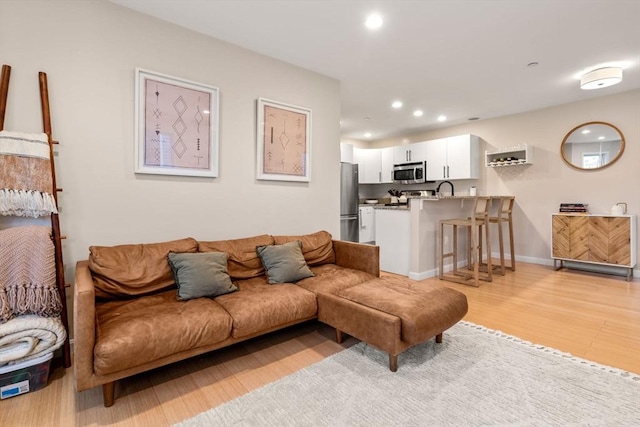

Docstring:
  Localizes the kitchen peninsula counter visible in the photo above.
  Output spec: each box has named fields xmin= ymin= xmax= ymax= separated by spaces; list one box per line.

xmin=374 ymin=195 xmax=514 ymax=279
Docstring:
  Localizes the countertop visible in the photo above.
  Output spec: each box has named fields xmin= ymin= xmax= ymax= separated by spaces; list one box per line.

xmin=360 ymin=203 xmax=409 ymax=210
xmin=359 ymin=195 xmax=512 ymax=210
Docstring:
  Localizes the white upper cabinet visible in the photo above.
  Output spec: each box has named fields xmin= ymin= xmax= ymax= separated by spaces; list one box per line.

xmin=354 ymin=147 xmax=382 ymax=184
xmin=340 ymin=143 xmax=354 ymax=163
xmin=425 ymin=134 xmax=479 ymax=180
xmin=380 ymin=147 xmax=394 ymax=183
xmin=354 ymin=146 xmax=395 ymax=184
xmin=393 ymin=141 xmax=427 ymax=164
xmin=353 ymin=134 xmax=479 ymax=184
xmin=425 ymin=138 xmax=448 ymax=181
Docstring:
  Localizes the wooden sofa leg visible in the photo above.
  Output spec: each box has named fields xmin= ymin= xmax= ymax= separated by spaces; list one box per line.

xmin=436 ymin=333 xmax=443 ymax=344
xmin=336 ymin=329 xmax=343 ymax=344
xmin=389 ymin=354 xmax=398 ymax=372
xmin=103 ymin=382 xmax=116 ymax=407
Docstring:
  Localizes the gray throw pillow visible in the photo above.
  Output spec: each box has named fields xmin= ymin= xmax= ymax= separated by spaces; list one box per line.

xmin=168 ymin=252 xmax=238 ymax=300
xmin=256 ymin=241 xmax=315 ymax=284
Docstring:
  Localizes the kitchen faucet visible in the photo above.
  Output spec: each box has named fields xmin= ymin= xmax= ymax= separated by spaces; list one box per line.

xmin=436 ymin=180 xmax=454 ymax=197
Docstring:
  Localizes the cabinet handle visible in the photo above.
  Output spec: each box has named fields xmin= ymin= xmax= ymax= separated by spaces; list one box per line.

xmin=409 ymin=150 xmax=412 ymax=161
xmin=447 ymin=165 xmax=450 ymax=178
xmin=378 ymin=171 xmax=381 ymax=182
xmin=443 ymin=166 xmax=446 ymax=178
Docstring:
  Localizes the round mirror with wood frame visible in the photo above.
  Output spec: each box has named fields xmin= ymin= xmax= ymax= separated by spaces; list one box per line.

xmin=561 ymin=121 xmax=625 ymax=170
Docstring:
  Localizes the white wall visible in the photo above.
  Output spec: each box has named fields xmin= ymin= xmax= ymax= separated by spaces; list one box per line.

xmin=364 ymin=90 xmax=640 ymax=270
xmin=0 ymin=0 xmax=341 ymax=281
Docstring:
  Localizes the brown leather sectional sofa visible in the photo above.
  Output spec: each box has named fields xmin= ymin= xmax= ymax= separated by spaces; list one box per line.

xmin=74 ymin=231 xmax=381 ymax=407
xmin=74 ymin=230 xmax=468 ymax=408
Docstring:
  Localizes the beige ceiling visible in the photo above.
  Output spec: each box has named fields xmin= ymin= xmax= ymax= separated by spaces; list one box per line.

xmin=112 ymin=0 xmax=640 ymax=141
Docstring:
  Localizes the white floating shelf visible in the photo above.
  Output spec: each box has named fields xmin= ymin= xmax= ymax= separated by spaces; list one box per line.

xmin=485 ymin=144 xmax=533 ymax=167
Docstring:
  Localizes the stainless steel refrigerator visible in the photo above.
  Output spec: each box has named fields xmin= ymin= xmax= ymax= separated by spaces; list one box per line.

xmin=340 ymin=162 xmax=359 ymax=242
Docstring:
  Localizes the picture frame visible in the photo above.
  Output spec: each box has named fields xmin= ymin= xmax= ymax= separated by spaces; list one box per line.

xmin=135 ymin=68 xmax=219 ymax=177
xmin=256 ymin=98 xmax=311 ymax=182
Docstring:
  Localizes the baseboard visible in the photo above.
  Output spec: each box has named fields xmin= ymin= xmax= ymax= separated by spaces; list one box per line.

xmin=408 ymin=270 xmax=436 ymax=280
xmin=407 ymin=254 xmax=638 ymax=281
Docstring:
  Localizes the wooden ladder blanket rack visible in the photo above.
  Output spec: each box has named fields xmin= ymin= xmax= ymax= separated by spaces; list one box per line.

xmin=0 ymin=64 xmax=71 ymax=368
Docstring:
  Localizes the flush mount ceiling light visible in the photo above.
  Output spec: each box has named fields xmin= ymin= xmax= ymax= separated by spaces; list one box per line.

xmin=391 ymin=100 xmax=403 ymax=109
xmin=413 ymin=110 xmax=423 ymax=117
xmin=580 ymin=67 xmax=623 ymax=90
xmin=437 ymin=115 xmax=447 ymax=122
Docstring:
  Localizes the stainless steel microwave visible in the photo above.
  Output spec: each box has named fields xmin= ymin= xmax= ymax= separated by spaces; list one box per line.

xmin=393 ymin=161 xmax=426 ymax=184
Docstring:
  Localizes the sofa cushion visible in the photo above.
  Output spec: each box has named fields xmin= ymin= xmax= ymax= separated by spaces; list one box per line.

xmin=198 ymin=234 xmax=274 ymax=279
xmin=89 ymin=237 xmax=199 ymax=299
xmin=272 ymin=231 xmax=335 ymax=266
xmin=296 ymin=264 xmax=376 ymax=295
xmin=94 ymin=289 xmax=233 ymax=375
xmin=168 ymin=252 xmax=238 ymax=300
xmin=257 ymin=241 xmax=315 ymax=284
xmin=214 ymin=276 xmax=317 ymax=339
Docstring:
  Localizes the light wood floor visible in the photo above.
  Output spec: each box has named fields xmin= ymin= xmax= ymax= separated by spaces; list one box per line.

xmin=1 ymin=262 xmax=638 ymax=426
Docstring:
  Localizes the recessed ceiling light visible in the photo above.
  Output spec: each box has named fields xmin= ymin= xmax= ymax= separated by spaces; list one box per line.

xmin=391 ymin=100 xmax=403 ymax=109
xmin=203 ymin=110 xmax=210 ymax=114
xmin=437 ymin=115 xmax=447 ymax=122
xmin=413 ymin=110 xmax=423 ymax=117
xmin=468 ymin=117 xmax=479 ymax=121
xmin=598 ymin=136 xmax=605 ymax=140
xmin=581 ymin=129 xmax=591 ymax=134
xmin=365 ymin=14 xmax=383 ymax=30
xmin=527 ymin=62 xmax=539 ymax=68
xmin=363 ymin=117 xmax=371 ymax=121
xmin=364 ymin=132 xmax=372 ymax=138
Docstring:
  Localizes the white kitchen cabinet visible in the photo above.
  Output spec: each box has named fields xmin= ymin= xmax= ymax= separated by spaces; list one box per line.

xmin=425 ymin=134 xmax=479 ymax=180
xmin=425 ymin=138 xmax=447 ymax=181
xmin=375 ymin=208 xmax=411 ymax=275
xmin=354 ymin=147 xmax=381 ymax=184
xmin=394 ymin=141 xmax=427 ymax=164
xmin=380 ymin=147 xmax=395 ymax=183
xmin=354 ymin=147 xmax=394 ymax=184
xmin=340 ymin=143 xmax=354 ymax=163
xmin=358 ymin=206 xmax=375 ymax=243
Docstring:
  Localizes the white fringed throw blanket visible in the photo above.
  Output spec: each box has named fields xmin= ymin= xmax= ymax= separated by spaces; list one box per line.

xmin=0 ymin=315 xmax=66 ymax=364
xmin=0 ymin=130 xmax=58 ymax=218
xmin=0 ymin=226 xmax=62 ymax=323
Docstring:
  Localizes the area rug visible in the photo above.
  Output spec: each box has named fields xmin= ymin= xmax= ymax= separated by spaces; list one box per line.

xmin=176 ymin=321 xmax=640 ymax=426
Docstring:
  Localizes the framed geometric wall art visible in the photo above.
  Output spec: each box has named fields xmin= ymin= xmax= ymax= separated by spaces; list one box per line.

xmin=256 ymin=98 xmax=311 ymax=182
xmin=135 ymin=68 xmax=219 ymax=177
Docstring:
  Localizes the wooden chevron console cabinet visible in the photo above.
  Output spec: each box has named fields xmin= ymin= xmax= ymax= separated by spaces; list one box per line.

xmin=551 ymin=213 xmax=637 ymax=281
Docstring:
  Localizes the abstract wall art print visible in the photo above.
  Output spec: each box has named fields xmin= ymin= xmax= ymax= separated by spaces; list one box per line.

xmin=135 ymin=68 xmax=219 ymax=177
xmin=256 ymin=98 xmax=311 ymax=182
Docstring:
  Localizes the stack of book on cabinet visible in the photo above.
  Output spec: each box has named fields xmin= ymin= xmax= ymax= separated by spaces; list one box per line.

xmin=559 ymin=203 xmax=588 ymax=213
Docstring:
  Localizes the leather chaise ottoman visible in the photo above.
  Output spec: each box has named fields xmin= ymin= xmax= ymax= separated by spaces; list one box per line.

xmin=317 ymin=276 xmax=468 ymax=371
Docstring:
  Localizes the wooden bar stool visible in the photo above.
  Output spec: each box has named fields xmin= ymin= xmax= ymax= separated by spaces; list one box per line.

xmin=478 ymin=196 xmax=516 ymax=274
xmin=439 ymin=196 xmax=492 ymax=287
